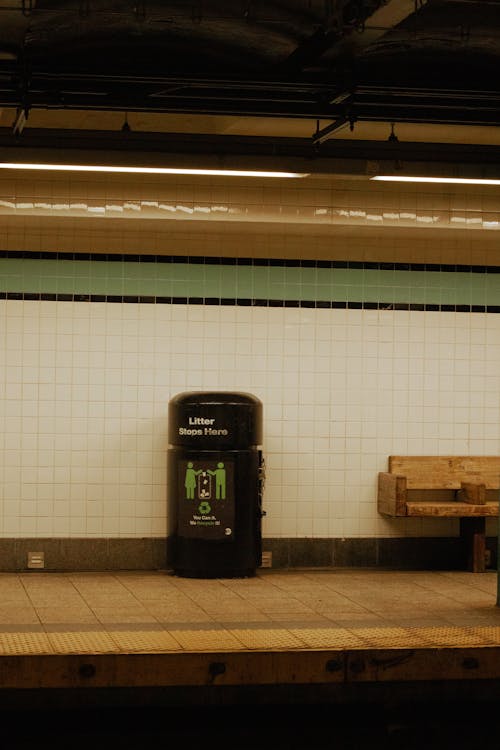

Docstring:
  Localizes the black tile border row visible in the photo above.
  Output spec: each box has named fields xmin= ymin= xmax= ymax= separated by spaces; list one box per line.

xmin=1 ymin=291 xmax=499 ymax=313
xmin=1 ymin=250 xmax=500 ymax=273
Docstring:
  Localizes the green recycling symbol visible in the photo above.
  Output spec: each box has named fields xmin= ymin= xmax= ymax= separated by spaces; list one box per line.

xmin=198 ymin=500 xmax=211 ymax=514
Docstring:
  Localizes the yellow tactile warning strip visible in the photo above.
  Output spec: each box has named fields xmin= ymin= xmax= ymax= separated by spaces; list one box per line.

xmin=473 ymin=626 xmax=500 ymax=644
xmin=346 ymin=627 xmax=429 ymax=649
xmin=48 ymin=631 xmax=118 ymax=654
xmin=289 ymin=627 xmax=367 ymax=649
xmin=167 ymin=628 xmax=247 ymax=651
xmin=0 ymin=632 xmax=52 ymax=654
xmin=227 ymin=628 xmax=307 ymax=650
xmin=2 ymin=625 xmax=500 ymax=655
xmin=109 ymin=630 xmax=182 ymax=652
xmin=414 ymin=626 xmax=500 ymax=647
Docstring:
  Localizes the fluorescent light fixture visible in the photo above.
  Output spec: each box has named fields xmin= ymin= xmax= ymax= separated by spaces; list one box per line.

xmin=0 ymin=162 xmax=309 ymax=178
xmin=371 ymin=175 xmax=500 ymax=186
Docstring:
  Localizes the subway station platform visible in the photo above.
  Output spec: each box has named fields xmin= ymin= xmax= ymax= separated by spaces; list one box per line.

xmin=2 ymin=566 xmax=500 ymax=713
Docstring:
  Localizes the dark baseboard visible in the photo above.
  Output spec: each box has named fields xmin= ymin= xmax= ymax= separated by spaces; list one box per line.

xmin=0 ymin=536 xmax=496 ymax=572
xmin=0 ymin=538 xmax=167 ymax=572
xmin=263 ymin=536 xmax=498 ymax=571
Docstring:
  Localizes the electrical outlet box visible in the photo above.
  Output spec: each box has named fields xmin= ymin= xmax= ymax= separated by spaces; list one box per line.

xmin=485 ymin=549 xmax=492 ymax=567
xmin=27 ymin=551 xmax=45 ymax=569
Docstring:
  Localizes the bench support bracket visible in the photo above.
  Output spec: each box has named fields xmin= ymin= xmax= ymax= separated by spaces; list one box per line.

xmin=459 ymin=517 xmax=486 ymax=573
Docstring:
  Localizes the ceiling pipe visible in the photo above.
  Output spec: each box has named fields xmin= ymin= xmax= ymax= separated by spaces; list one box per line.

xmin=312 ymin=116 xmax=354 ymax=145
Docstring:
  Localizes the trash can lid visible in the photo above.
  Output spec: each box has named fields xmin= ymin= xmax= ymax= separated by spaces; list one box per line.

xmin=169 ymin=391 xmax=262 ymax=407
xmin=168 ymin=391 xmax=263 ymax=448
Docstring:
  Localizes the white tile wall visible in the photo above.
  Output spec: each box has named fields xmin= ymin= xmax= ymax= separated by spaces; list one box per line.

xmin=1 ymin=299 xmax=499 ymax=539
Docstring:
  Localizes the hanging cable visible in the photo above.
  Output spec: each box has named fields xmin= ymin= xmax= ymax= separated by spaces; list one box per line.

xmin=388 ymin=123 xmax=399 ymax=142
xmin=121 ymin=112 xmax=131 ymax=133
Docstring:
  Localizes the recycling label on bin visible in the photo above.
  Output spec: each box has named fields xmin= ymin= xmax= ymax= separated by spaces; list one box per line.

xmin=177 ymin=459 xmax=235 ymax=539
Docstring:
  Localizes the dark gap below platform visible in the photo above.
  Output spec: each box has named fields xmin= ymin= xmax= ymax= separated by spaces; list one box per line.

xmin=3 ymin=696 xmax=500 ymax=750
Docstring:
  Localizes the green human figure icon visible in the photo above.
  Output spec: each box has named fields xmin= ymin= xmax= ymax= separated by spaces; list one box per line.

xmin=207 ymin=462 xmax=226 ymax=500
xmin=184 ymin=462 xmax=201 ymax=499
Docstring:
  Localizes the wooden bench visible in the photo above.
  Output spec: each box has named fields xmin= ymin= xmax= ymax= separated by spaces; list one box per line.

xmin=378 ymin=456 xmax=500 ymax=572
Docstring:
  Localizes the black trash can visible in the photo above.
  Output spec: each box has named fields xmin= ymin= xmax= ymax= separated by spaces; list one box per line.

xmin=167 ymin=391 xmax=265 ymax=578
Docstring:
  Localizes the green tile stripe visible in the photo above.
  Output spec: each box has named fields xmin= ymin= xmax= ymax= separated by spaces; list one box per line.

xmin=0 ymin=256 xmax=500 ymax=306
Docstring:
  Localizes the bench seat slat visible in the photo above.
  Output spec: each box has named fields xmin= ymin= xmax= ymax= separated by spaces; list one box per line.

xmin=389 ymin=456 xmax=500 ymax=490
xmin=406 ymin=501 xmax=499 ymax=517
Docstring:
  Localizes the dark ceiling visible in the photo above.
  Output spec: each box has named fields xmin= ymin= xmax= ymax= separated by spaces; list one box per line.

xmin=1 ymin=0 xmax=500 ymax=164
xmin=1 ymin=0 xmax=500 ymax=124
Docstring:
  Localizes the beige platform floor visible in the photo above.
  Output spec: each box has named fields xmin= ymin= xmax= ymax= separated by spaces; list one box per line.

xmin=0 ymin=567 xmax=500 ymax=655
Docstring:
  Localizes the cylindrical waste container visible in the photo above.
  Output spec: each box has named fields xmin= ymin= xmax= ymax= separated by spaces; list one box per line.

xmin=167 ymin=391 xmax=265 ymax=578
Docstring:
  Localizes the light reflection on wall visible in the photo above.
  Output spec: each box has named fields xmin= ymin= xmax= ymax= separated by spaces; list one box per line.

xmin=0 ymin=197 xmax=498 ymax=229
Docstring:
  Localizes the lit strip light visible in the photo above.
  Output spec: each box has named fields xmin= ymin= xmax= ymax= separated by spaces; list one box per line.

xmin=0 ymin=162 xmax=309 ymax=178
xmin=371 ymin=175 xmax=500 ymax=186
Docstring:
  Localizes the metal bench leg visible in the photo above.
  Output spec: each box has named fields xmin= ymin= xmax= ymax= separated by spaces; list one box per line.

xmin=459 ymin=517 xmax=486 ymax=573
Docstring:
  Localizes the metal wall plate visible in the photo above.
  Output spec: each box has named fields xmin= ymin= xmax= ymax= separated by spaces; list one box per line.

xmin=261 ymin=551 xmax=272 ymax=568
xmin=27 ymin=551 xmax=45 ymax=569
